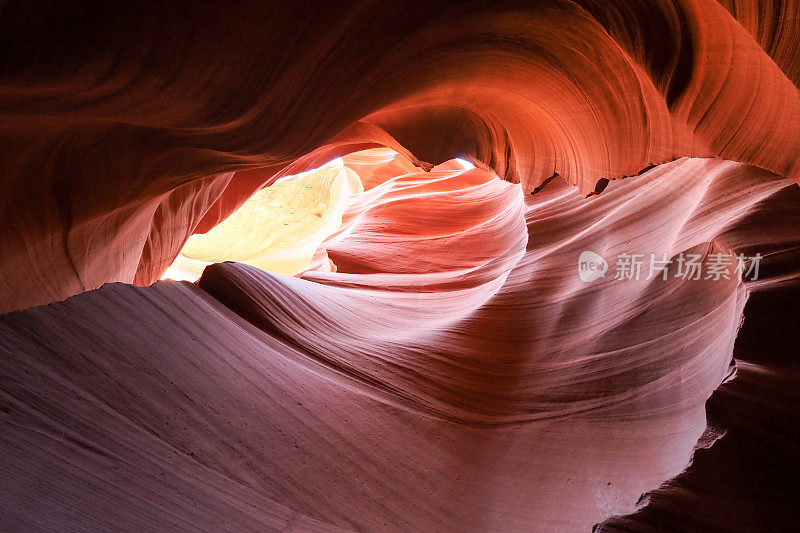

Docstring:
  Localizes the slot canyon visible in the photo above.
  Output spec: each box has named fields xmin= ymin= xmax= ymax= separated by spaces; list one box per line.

xmin=1 ymin=1 xmax=799 ymax=531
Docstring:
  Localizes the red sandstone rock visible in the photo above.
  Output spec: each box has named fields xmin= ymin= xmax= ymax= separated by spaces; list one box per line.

xmin=0 ymin=1 xmax=799 ymax=531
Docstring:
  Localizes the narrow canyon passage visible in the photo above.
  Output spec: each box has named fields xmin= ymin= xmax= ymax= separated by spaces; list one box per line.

xmin=1 ymin=1 xmax=799 ymax=531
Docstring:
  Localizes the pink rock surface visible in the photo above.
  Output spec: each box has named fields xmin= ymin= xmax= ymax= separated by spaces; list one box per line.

xmin=2 ymin=151 xmax=799 ymax=530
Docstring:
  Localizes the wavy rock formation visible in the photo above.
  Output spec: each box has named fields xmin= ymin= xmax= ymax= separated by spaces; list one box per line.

xmin=1 ymin=1 xmax=799 ymax=531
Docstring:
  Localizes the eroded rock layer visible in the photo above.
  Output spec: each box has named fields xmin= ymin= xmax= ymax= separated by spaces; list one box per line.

xmin=1 ymin=0 xmax=800 ymax=312
xmin=1 ymin=1 xmax=799 ymax=531
xmin=2 ymin=151 xmax=799 ymax=530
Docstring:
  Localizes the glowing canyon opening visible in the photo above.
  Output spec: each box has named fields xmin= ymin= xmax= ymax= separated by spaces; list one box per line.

xmin=162 ymin=158 xmax=362 ymax=281
xmin=1 ymin=2 xmax=799 ymax=532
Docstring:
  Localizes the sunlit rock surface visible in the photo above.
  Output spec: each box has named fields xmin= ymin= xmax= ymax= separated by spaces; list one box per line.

xmin=1 ymin=1 xmax=799 ymax=531
xmin=164 ymin=162 xmax=362 ymax=281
